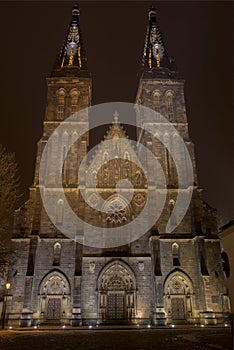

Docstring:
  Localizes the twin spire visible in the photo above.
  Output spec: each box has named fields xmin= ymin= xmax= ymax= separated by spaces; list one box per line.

xmin=142 ymin=7 xmax=167 ymax=69
xmin=142 ymin=6 xmax=178 ymax=74
xmin=53 ymin=4 xmax=177 ymax=77
xmin=53 ymin=4 xmax=88 ymax=76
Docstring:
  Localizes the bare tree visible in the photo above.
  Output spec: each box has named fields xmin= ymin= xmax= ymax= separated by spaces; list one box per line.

xmin=0 ymin=144 xmax=21 ymax=282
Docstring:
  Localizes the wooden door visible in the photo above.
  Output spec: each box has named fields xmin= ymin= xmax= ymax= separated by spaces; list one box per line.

xmin=171 ymin=298 xmax=185 ymax=320
xmin=107 ymin=293 xmax=126 ymax=319
xmin=47 ymin=298 xmax=61 ymax=320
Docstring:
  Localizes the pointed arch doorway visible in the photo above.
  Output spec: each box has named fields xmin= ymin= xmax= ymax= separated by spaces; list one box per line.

xmin=164 ymin=271 xmax=193 ymax=324
xmin=38 ymin=271 xmax=71 ymax=324
xmin=98 ymin=262 xmax=136 ymax=324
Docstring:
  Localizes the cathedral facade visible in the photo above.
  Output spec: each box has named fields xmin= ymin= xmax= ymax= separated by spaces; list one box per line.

xmin=8 ymin=5 xmax=230 ymax=327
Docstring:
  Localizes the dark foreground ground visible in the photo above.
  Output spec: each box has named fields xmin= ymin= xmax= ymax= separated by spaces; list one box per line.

xmin=0 ymin=327 xmax=232 ymax=350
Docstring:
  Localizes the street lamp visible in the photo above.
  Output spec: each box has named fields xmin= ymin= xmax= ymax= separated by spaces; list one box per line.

xmin=1 ymin=282 xmax=11 ymax=330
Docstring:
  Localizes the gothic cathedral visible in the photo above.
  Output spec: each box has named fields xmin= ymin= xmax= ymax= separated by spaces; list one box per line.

xmin=8 ymin=5 xmax=230 ymax=327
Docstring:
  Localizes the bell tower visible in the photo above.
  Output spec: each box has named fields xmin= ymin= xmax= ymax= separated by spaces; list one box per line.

xmin=136 ymin=7 xmax=212 ymax=236
xmin=135 ymin=7 xmax=230 ymax=324
xmin=28 ymin=4 xmax=92 ymax=237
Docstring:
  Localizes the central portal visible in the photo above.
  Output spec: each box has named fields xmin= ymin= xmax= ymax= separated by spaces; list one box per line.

xmin=98 ymin=261 xmax=136 ymax=324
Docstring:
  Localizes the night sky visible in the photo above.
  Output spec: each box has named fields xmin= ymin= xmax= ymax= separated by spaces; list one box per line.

xmin=0 ymin=1 xmax=233 ymax=225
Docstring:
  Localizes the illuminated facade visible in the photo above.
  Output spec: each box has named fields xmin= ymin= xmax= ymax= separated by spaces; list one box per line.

xmin=8 ymin=5 xmax=231 ymax=326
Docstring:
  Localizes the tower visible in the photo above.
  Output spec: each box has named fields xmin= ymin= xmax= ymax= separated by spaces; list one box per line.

xmin=135 ymin=7 xmax=230 ymax=325
xmin=11 ymin=4 xmax=92 ymax=326
xmin=8 ymin=5 xmax=230 ymax=327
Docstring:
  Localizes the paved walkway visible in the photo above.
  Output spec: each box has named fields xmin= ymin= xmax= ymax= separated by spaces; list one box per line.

xmin=4 ymin=324 xmax=233 ymax=331
xmin=0 ymin=327 xmax=232 ymax=350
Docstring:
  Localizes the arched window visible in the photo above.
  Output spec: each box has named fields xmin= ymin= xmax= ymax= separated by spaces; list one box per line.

xmin=56 ymin=199 xmax=64 ymax=225
xmin=221 ymin=251 xmax=230 ymax=278
xmin=62 ymin=145 xmax=67 ymax=163
xmin=61 ymin=132 xmax=68 ymax=183
xmin=124 ymin=152 xmax=130 ymax=161
xmin=90 ymin=170 xmax=98 ymax=187
xmin=153 ymin=90 xmax=160 ymax=111
xmin=105 ymin=198 xmax=129 ymax=226
xmin=200 ymin=252 xmax=209 ymax=276
xmin=56 ymin=89 xmax=66 ymax=119
xmin=92 ymin=170 xmax=97 ymax=180
xmin=70 ymin=89 xmax=79 ymax=114
xmin=172 ymin=242 xmax=180 ymax=266
xmin=169 ymin=199 xmax=177 ymax=226
xmin=123 ymin=152 xmax=130 ymax=178
xmin=46 ymin=132 xmax=59 ymax=185
xmin=135 ymin=170 xmax=142 ymax=186
xmin=53 ymin=242 xmax=61 ymax=266
xmin=103 ymin=152 xmax=109 ymax=163
xmin=166 ymin=92 xmax=174 ymax=121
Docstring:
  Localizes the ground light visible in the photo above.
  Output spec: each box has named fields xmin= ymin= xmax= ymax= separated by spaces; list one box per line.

xmin=8 ymin=326 xmax=13 ymax=330
xmin=201 ymin=324 xmax=205 ymax=327
xmin=171 ymin=324 xmax=175 ymax=328
xmin=1 ymin=282 xmax=11 ymax=330
xmin=89 ymin=325 xmax=92 ymax=329
xmin=147 ymin=324 xmax=151 ymax=328
xmin=62 ymin=325 xmax=66 ymax=329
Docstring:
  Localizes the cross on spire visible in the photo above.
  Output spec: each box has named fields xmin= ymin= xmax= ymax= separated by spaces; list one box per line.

xmin=113 ymin=111 xmax=120 ymax=124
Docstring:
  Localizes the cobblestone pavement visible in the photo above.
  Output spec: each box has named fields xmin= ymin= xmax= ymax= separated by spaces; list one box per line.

xmin=0 ymin=327 xmax=232 ymax=350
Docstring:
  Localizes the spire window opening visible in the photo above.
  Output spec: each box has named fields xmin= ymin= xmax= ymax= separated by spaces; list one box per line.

xmin=200 ymin=253 xmax=209 ymax=276
xmin=70 ymin=89 xmax=79 ymax=114
xmin=153 ymin=91 xmax=160 ymax=113
xmin=124 ymin=152 xmax=130 ymax=161
xmin=62 ymin=145 xmax=67 ymax=183
xmin=169 ymin=199 xmax=177 ymax=226
xmin=62 ymin=145 xmax=67 ymax=162
xmin=172 ymin=242 xmax=180 ymax=266
xmin=166 ymin=92 xmax=174 ymax=121
xmin=56 ymin=199 xmax=64 ymax=225
xmin=57 ymin=89 xmax=66 ymax=119
xmin=53 ymin=242 xmax=62 ymax=266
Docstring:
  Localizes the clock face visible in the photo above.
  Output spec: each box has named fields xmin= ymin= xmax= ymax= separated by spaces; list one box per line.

xmin=153 ymin=43 xmax=163 ymax=59
xmin=67 ymin=42 xmax=77 ymax=56
xmin=66 ymin=25 xmax=79 ymax=56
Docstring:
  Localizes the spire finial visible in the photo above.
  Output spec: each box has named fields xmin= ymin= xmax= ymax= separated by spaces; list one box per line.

xmin=148 ymin=5 xmax=156 ymax=17
xmin=113 ymin=111 xmax=119 ymax=124
xmin=72 ymin=3 xmax=79 ymax=16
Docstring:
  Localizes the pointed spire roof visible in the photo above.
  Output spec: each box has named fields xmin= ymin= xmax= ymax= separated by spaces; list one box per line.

xmin=104 ymin=112 xmax=129 ymax=140
xmin=52 ymin=4 xmax=89 ymax=77
xmin=142 ymin=6 xmax=179 ymax=77
xmin=143 ymin=6 xmax=167 ymax=69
